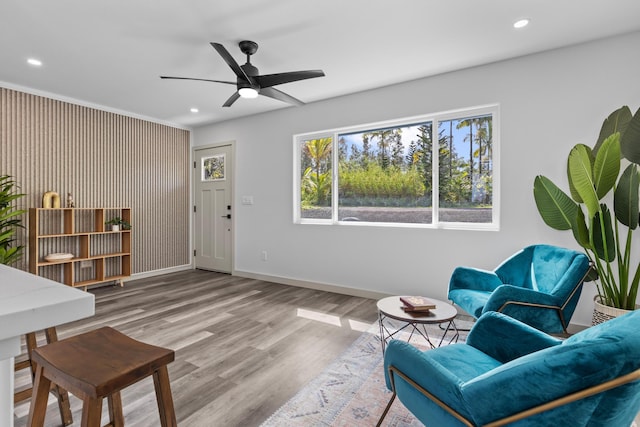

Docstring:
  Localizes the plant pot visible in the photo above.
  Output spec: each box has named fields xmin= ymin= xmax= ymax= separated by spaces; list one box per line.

xmin=111 ymin=225 xmax=120 ymax=232
xmin=592 ymin=295 xmax=638 ymax=326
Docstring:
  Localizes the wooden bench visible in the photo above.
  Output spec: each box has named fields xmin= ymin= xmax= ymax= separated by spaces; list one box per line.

xmin=27 ymin=327 xmax=176 ymax=427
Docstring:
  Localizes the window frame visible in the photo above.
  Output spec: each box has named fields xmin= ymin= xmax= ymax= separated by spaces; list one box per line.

xmin=293 ymin=104 xmax=500 ymax=230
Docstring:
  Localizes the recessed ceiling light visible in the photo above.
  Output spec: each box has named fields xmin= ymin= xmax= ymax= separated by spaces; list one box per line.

xmin=27 ymin=58 xmax=43 ymax=67
xmin=513 ymin=19 xmax=530 ymax=29
xmin=190 ymin=108 xmax=199 ymax=113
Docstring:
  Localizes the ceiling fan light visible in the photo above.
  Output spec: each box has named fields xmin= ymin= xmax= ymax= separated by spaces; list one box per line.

xmin=238 ymin=87 xmax=259 ymax=99
xmin=513 ymin=18 xmax=530 ymax=29
xmin=27 ymin=58 xmax=43 ymax=67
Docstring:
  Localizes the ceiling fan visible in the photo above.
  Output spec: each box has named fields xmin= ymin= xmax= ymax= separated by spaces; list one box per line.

xmin=161 ymin=40 xmax=325 ymax=107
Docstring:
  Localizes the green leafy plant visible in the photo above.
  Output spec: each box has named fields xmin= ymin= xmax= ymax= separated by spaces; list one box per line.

xmin=0 ymin=175 xmax=27 ymax=265
xmin=105 ymin=217 xmax=131 ymax=230
xmin=533 ymin=106 xmax=640 ymax=310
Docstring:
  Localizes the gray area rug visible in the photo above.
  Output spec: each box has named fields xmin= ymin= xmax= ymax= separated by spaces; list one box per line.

xmin=261 ymin=317 xmax=473 ymax=426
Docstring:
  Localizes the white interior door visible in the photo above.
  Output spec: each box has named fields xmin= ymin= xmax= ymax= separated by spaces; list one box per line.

xmin=194 ymin=145 xmax=233 ymax=272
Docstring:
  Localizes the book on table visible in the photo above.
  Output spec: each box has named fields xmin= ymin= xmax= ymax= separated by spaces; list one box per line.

xmin=400 ymin=296 xmax=436 ymax=312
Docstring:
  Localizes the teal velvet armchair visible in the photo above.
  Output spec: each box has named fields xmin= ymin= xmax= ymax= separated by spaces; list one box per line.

xmin=448 ymin=244 xmax=591 ymax=334
xmin=379 ymin=310 xmax=640 ymax=427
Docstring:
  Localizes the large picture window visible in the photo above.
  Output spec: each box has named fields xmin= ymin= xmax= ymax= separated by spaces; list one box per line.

xmin=294 ymin=105 xmax=499 ymax=229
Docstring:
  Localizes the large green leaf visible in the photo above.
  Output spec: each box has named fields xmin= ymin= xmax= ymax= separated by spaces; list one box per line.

xmin=533 ymin=176 xmax=578 ymax=230
xmin=593 ymin=133 xmax=621 ymax=199
xmin=594 ymin=106 xmax=631 ymax=155
xmin=568 ymin=144 xmax=599 ymax=218
xmin=621 ymin=107 xmax=640 ymax=165
xmin=614 ymin=164 xmax=640 ymax=229
xmin=572 ymin=206 xmax=591 ymax=249
xmin=592 ymin=204 xmax=615 ymax=262
xmin=567 ymin=155 xmax=582 ymax=203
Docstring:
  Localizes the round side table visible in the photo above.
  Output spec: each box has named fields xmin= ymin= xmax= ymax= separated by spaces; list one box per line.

xmin=377 ymin=296 xmax=459 ymax=353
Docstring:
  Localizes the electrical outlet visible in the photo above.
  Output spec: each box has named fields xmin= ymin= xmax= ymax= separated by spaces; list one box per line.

xmin=261 ymin=250 xmax=268 ymax=261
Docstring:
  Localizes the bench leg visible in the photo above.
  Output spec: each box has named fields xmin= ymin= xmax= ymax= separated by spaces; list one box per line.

xmin=27 ymin=365 xmax=52 ymax=427
xmin=81 ymin=397 xmax=103 ymax=427
xmin=153 ymin=366 xmax=177 ymax=427
xmin=44 ymin=328 xmax=74 ymax=425
xmin=20 ymin=329 xmax=74 ymax=426
xmin=108 ymin=391 xmax=125 ymax=427
xmin=48 ymin=385 xmax=73 ymax=425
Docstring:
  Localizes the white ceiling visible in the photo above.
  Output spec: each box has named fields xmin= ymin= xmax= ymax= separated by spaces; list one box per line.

xmin=2 ymin=1 xmax=640 ymax=129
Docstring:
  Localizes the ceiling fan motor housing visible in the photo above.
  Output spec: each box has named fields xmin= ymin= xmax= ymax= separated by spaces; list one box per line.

xmin=240 ymin=63 xmax=260 ymax=90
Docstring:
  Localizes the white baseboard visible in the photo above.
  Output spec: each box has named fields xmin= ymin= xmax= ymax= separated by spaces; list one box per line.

xmin=234 ymin=270 xmax=390 ymax=300
xmin=129 ymin=264 xmax=193 ymax=281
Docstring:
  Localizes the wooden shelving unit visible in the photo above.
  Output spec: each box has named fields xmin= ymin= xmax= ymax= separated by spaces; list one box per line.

xmin=29 ymin=208 xmax=131 ymax=289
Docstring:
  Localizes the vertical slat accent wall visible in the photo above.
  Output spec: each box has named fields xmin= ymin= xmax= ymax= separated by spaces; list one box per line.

xmin=1 ymin=87 xmax=190 ymax=275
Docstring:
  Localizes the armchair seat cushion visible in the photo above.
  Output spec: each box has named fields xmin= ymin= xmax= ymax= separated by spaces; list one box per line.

xmin=384 ymin=341 xmax=502 ymax=425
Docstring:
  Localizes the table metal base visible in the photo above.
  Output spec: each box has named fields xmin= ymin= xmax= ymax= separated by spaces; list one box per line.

xmin=378 ymin=312 xmax=460 ymax=353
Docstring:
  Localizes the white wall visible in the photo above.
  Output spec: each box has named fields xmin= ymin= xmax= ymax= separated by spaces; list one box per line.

xmin=193 ymin=31 xmax=640 ymax=326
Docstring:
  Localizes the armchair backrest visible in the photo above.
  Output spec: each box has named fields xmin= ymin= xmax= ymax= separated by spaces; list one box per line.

xmin=495 ymin=244 xmax=589 ymax=296
xmin=463 ymin=310 xmax=640 ymax=426
xmin=563 ymin=310 xmax=640 ymax=424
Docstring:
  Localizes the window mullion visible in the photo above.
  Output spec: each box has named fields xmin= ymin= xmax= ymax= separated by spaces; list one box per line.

xmin=432 ymin=118 xmax=439 ymax=226
xmin=293 ymin=138 xmax=302 ymax=223
xmin=332 ymin=132 xmax=339 ymax=223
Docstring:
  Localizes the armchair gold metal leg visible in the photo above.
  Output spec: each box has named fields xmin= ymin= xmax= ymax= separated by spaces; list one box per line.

xmin=376 ymin=392 xmax=396 ymax=427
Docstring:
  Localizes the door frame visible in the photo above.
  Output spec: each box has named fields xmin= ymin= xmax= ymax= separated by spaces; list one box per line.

xmin=192 ymin=140 xmax=236 ymax=274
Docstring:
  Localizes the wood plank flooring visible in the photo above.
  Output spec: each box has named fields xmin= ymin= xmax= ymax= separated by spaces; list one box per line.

xmin=13 ymin=270 xmax=379 ymax=426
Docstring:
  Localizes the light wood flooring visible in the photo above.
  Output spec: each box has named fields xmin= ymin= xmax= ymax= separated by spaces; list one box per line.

xmin=13 ymin=270 xmax=379 ymax=426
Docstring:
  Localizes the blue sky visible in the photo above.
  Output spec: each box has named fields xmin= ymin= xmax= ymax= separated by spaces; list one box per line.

xmin=339 ymin=119 xmax=474 ymax=162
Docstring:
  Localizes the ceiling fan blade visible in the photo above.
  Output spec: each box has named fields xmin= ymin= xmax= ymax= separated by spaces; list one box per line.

xmin=260 ymin=87 xmax=304 ymax=106
xmin=255 ymin=70 xmax=325 ymax=88
xmin=160 ymin=76 xmax=235 ymax=85
xmin=210 ymin=42 xmax=252 ymax=83
xmin=222 ymin=91 xmax=241 ymax=108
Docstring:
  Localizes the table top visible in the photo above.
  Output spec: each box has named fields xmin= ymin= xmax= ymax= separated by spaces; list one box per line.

xmin=377 ymin=296 xmax=457 ymax=324
xmin=0 ymin=265 xmax=95 ymax=342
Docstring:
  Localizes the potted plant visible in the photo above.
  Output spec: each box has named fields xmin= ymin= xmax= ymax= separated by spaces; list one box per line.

xmin=105 ymin=217 xmax=131 ymax=232
xmin=533 ymin=106 xmax=640 ymax=322
xmin=0 ymin=175 xmax=27 ymax=265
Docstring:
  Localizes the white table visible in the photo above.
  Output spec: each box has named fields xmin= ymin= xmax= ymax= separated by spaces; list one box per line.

xmin=0 ymin=265 xmax=95 ymax=427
